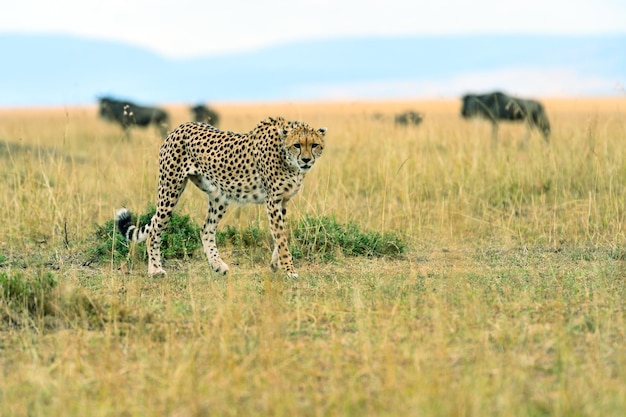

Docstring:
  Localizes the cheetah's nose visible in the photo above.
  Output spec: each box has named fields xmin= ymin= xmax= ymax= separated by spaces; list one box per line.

xmin=301 ymin=157 xmax=311 ymax=164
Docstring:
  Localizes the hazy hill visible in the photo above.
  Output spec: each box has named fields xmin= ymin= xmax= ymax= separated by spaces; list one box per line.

xmin=0 ymin=33 xmax=624 ymax=106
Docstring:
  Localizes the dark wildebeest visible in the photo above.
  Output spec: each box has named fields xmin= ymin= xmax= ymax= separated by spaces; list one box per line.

xmin=461 ymin=91 xmax=550 ymax=144
xmin=190 ymin=104 xmax=220 ymax=127
xmin=98 ymin=97 xmax=170 ymax=138
xmin=395 ymin=111 xmax=424 ymax=126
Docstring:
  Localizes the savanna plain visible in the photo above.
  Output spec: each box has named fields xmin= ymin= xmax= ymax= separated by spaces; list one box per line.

xmin=1 ymin=99 xmax=625 ymax=416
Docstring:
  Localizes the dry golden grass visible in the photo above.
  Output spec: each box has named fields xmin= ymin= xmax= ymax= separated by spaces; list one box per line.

xmin=1 ymin=98 xmax=626 ymax=416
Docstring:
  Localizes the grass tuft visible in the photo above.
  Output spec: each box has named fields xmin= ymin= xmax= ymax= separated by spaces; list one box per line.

xmin=89 ymin=206 xmax=202 ymax=263
xmin=0 ymin=270 xmax=58 ymax=321
xmin=0 ymin=269 xmax=141 ymax=330
xmin=217 ymin=223 xmax=266 ymax=248
xmin=291 ymin=215 xmax=406 ymax=261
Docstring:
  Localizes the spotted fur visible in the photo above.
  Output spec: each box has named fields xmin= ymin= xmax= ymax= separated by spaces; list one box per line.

xmin=116 ymin=117 xmax=326 ymax=278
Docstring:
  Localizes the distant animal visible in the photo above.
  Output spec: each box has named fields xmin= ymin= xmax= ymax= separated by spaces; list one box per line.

xmin=395 ymin=111 xmax=424 ymax=126
xmin=98 ymin=97 xmax=170 ymax=138
xmin=115 ymin=117 xmax=327 ymax=279
xmin=461 ymin=91 xmax=550 ymax=143
xmin=190 ymin=104 xmax=220 ymax=126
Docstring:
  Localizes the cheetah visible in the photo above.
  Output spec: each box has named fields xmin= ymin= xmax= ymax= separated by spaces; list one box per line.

xmin=115 ymin=117 xmax=326 ymax=278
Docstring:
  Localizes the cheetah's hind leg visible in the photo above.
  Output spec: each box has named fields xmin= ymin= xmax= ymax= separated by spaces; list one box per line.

xmin=201 ymin=194 xmax=230 ymax=275
xmin=115 ymin=208 xmax=167 ymax=276
xmin=271 ymin=245 xmax=298 ymax=279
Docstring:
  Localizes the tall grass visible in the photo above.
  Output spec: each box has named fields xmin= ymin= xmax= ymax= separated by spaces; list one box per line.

xmin=1 ymin=99 xmax=625 ymax=416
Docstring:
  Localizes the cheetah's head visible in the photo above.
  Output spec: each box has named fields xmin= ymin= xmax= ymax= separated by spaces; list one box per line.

xmin=280 ymin=122 xmax=326 ymax=172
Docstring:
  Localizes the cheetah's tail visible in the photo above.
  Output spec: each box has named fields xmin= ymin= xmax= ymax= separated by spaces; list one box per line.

xmin=115 ymin=208 xmax=150 ymax=243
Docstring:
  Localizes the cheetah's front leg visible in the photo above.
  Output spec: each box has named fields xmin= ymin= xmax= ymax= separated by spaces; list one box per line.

xmin=266 ymin=199 xmax=298 ymax=279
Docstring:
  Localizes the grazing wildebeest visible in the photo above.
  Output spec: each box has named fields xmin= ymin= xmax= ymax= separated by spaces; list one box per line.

xmin=395 ymin=111 xmax=424 ymax=126
xmin=190 ymin=104 xmax=220 ymax=127
xmin=98 ymin=97 xmax=170 ymax=138
xmin=461 ymin=91 xmax=550 ymax=144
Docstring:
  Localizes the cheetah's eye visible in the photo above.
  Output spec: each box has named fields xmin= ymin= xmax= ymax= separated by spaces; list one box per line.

xmin=293 ymin=143 xmax=301 ymax=149
xmin=311 ymin=143 xmax=319 ymax=149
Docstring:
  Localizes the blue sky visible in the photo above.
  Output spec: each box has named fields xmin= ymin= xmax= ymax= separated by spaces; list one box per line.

xmin=2 ymin=0 xmax=626 ymax=58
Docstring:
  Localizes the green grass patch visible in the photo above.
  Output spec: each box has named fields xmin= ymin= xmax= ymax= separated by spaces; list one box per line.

xmin=0 ymin=269 xmax=143 ymax=330
xmin=291 ymin=215 xmax=406 ymax=261
xmin=89 ymin=206 xmax=202 ymax=263
xmin=212 ymin=215 xmax=406 ymax=261
xmin=217 ymin=223 xmax=266 ymax=248
xmin=89 ymin=213 xmax=406 ymax=264
xmin=1 ymin=270 xmax=58 ymax=320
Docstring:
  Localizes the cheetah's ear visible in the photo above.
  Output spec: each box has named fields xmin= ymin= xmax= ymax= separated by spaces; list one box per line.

xmin=279 ymin=126 xmax=291 ymax=137
xmin=317 ymin=127 xmax=327 ymax=136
